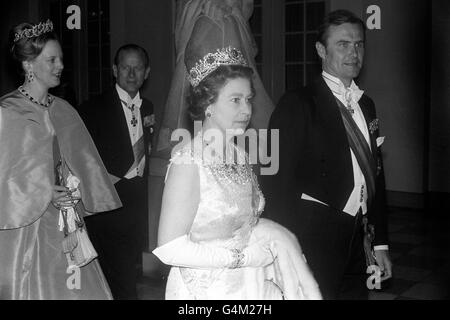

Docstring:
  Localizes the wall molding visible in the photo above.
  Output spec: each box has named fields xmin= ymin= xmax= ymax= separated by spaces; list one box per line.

xmin=386 ymin=190 xmax=449 ymax=211
xmin=386 ymin=190 xmax=425 ymax=209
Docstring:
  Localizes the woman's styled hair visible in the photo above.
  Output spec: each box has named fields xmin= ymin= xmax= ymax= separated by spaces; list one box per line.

xmin=10 ymin=22 xmax=59 ymax=64
xmin=187 ymin=64 xmax=254 ymax=122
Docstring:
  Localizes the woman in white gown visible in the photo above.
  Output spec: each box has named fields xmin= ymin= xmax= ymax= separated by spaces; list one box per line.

xmin=153 ymin=45 xmax=322 ymax=300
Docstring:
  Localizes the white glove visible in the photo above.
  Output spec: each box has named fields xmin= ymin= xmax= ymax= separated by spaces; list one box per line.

xmin=153 ymin=235 xmax=235 ymax=269
xmin=153 ymin=235 xmax=275 ymax=269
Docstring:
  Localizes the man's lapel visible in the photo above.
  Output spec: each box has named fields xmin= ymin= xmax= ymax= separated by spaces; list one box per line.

xmin=109 ymin=89 xmax=134 ymax=162
xmin=311 ymin=76 xmax=351 ymax=154
xmin=139 ymin=101 xmax=151 ymax=157
xmin=310 ymin=76 xmax=355 ymax=207
xmin=358 ymin=96 xmax=378 ymax=160
xmin=111 ymin=89 xmax=130 ymax=139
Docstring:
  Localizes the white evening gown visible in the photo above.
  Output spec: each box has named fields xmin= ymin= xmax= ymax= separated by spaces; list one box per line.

xmin=157 ymin=136 xmax=321 ymax=300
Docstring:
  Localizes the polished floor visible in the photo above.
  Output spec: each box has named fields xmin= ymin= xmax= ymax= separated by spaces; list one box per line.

xmin=136 ymin=207 xmax=450 ymax=300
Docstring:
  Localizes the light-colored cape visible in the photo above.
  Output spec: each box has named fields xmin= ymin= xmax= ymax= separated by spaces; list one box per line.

xmin=0 ymin=91 xmax=121 ymax=299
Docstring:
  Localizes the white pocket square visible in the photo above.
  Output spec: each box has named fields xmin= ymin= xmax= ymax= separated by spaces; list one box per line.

xmin=376 ymin=136 xmax=385 ymax=147
xmin=300 ymin=193 xmax=329 ymax=207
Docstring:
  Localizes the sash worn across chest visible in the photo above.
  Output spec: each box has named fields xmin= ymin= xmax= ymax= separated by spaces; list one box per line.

xmin=335 ymin=98 xmax=377 ymax=208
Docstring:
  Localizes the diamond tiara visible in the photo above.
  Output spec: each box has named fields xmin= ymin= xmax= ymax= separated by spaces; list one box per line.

xmin=14 ymin=19 xmax=54 ymax=43
xmin=187 ymin=46 xmax=248 ymax=87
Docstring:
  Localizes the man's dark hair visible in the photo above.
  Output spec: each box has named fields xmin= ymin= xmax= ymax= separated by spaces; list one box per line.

xmin=317 ymin=9 xmax=366 ymax=46
xmin=114 ymin=44 xmax=149 ymax=68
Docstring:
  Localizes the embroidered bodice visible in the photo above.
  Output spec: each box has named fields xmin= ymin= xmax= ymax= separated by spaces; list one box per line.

xmin=169 ymin=136 xmax=265 ymax=250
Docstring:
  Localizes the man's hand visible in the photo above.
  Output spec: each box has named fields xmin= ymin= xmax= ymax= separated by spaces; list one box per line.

xmin=374 ymin=250 xmax=393 ymax=281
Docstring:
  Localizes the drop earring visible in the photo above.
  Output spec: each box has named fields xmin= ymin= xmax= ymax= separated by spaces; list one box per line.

xmin=205 ymin=109 xmax=212 ymax=118
xmin=26 ymin=70 xmax=34 ymax=83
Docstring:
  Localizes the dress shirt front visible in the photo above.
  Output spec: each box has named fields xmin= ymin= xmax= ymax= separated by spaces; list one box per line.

xmin=115 ymin=84 xmax=145 ymax=179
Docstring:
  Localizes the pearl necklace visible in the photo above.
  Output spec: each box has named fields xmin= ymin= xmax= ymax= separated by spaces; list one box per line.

xmin=18 ymin=86 xmax=54 ymax=108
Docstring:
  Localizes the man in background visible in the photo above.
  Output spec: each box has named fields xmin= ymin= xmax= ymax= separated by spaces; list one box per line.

xmin=79 ymin=44 xmax=154 ymax=300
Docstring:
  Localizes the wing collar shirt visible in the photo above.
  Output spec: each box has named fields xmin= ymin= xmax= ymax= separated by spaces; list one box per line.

xmin=115 ymin=83 xmax=145 ymax=179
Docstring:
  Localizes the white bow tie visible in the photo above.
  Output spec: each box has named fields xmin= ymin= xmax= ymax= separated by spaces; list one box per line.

xmin=340 ymin=85 xmax=364 ymax=106
xmin=121 ymin=99 xmax=142 ymax=112
xmin=322 ymin=73 xmax=364 ymax=107
xmin=128 ymin=98 xmax=142 ymax=109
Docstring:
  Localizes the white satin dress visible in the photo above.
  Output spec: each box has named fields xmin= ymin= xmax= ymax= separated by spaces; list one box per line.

xmin=160 ymin=137 xmax=322 ymax=300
